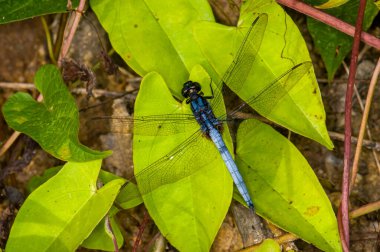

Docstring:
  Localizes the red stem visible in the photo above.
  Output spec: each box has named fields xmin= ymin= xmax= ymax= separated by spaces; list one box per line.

xmin=132 ymin=210 xmax=150 ymax=252
xmin=58 ymin=0 xmax=87 ymax=64
xmin=337 ymin=206 xmax=350 ymax=251
xmin=340 ymin=0 xmax=367 ymax=250
xmin=276 ymin=0 xmax=380 ymax=50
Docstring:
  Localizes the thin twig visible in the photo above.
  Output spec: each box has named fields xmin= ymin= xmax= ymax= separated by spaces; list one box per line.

xmin=1 ymin=93 xmax=42 ymax=157
xmin=329 ymin=131 xmax=380 ymax=151
xmin=0 ymin=82 xmax=137 ymax=99
xmin=0 ymin=131 xmax=21 ymax=157
xmin=349 ymin=200 xmax=380 ymax=219
xmin=0 ymin=82 xmax=35 ymax=90
xmin=350 ymin=58 xmax=380 ymax=189
xmin=341 ymin=60 xmax=380 ymax=188
xmin=58 ymin=0 xmax=87 ymax=63
xmin=340 ymin=0 xmax=367 ymax=249
xmin=276 ymin=0 xmax=380 ymax=49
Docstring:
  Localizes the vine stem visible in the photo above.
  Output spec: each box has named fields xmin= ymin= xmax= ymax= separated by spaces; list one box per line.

xmin=133 ymin=210 xmax=150 ymax=252
xmin=58 ymin=0 xmax=87 ymax=64
xmin=276 ymin=0 xmax=380 ymax=49
xmin=340 ymin=0 xmax=367 ymax=250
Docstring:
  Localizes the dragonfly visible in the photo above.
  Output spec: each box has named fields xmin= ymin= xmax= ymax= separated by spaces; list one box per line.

xmin=102 ymin=13 xmax=312 ymax=210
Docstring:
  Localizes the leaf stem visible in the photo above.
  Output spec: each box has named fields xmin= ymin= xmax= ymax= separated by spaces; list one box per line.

xmin=58 ymin=0 xmax=87 ymax=64
xmin=133 ymin=210 xmax=150 ymax=252
xmin=340 ymin=0 xmax=368 ymax=250
xmin=276 ymin=0 xmax=380 ymax=50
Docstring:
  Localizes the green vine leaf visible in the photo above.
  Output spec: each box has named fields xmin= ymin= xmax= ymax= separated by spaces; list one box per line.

xmin=81 ymin=215 xmax=124 ymax=251
xmin=2 ymin=64 xmax=111 ymax=161
xmin=6 ymin=160 xmax=124 ymax=252
xmin=236 ymin=120 xmax=341 ymax=252
xmin=305 ymin=0 xmax=378 ymax=80
xmin=26 ymin=166 xmax=142 ymax=251
xmin=133 ymin=69 xmax=232 ymax=252
xmin=90 ymin=0 xmax=215 ymax=99
xmin=0 ymin=0 xmax=79 ymax=24
xmin=194 ymin=0 xmax=333 ymax=149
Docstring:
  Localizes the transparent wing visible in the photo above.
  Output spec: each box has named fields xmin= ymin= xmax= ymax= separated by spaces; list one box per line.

xmin=210 ymin=14 xmax=268 ymax=117
xmin=93 ymin=113 xmax=197 ymax=136
xmin=227 ymin=61 xmax=312 ymax=118
xmin=133 ymin=130 xmax=222 ymax=195
xmin=222 ymin=14 xmax=267 ymax=93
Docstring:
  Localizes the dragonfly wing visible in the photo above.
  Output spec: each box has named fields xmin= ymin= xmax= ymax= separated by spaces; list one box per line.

xmin=230 ymin=61 xmax=312 ymax=118
xmin=95 ymin=113 xmax=197 ymax=136
xmin=134 ymin=130 xmax=226 ymax=195
xmin=221 ymin=14 xmax=268 ymax=95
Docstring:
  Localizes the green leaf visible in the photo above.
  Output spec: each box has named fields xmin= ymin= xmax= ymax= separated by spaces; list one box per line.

xmin=26 ymin=166 xmax=140 ymax=251
xmin=236 ymin=120 xmax=341 ymax=252
xmin=91 ymin=0 xmax=333 ymax=148
xmin=27 ymin=166 xmax=143 ymax=209
xmin=82 ymin=170 xmax=142 ymax=251
xmin=90 ymin=0 xmax=215 ymax=99
xmin=0 ymin=0 xmax=79 ymax=24
xmin=26 ymin=166 xmax=62 ymax=193
xmin=256 ymin=239 xmax=281 ymax=252
xmin=81 ymin=215 xmax=123 ymax=251
xmin=194 ymin=0 xmax=333 ymax=149
xmin=98 ymin=169 xmax=143 ymax=209
xmin=133 ymin=69 xmax=232 ymax=252
xmin=306 ymin=0 xmax=378 ymax=80
xmin=6 ymin=160 xmax=125 ymax=252
xmin=2 ymin=64 xmax=111 ymax=161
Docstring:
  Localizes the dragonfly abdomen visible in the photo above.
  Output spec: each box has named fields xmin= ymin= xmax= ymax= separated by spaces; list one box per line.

xmin=208 ymin=128 xmax=254 ymax=210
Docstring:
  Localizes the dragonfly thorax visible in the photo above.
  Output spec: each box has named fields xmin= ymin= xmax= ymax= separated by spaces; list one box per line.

xmin=182 ymin=81 xmax=203 ymax=103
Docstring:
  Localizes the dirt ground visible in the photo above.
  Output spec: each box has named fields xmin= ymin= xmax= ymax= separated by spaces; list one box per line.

xmin=0 ymin=3 xmax=379 ymax=252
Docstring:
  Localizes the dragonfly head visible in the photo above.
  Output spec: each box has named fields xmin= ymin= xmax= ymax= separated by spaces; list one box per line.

xmin=182 ymin=81 xmax=201 ymax=99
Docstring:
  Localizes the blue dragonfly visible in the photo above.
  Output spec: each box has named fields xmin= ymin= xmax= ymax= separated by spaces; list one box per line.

xmin=106 ymin=13 xmax=312 ymax=210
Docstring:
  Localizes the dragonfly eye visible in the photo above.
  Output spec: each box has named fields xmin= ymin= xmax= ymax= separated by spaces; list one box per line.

xmin=182 ymin=81 xmax=201 ymax=98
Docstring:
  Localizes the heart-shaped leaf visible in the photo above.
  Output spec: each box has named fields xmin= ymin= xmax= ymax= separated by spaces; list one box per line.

xmin=90 ymin=0 xmax=215 ymax=99
xmin=2 ymin=64 xmax=111 ymax=161
xmin=236 ymin=119 xmax=341 ymax=252
xmin=133 ymin=68 xmax=232 ymax=252
xmin=25 ymin=166 xmax=142 ymax=251
xmin=6 ymin=160 xmax=124 ymax=252
xmin=194 ymin=0 xmax=333 ymax=149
